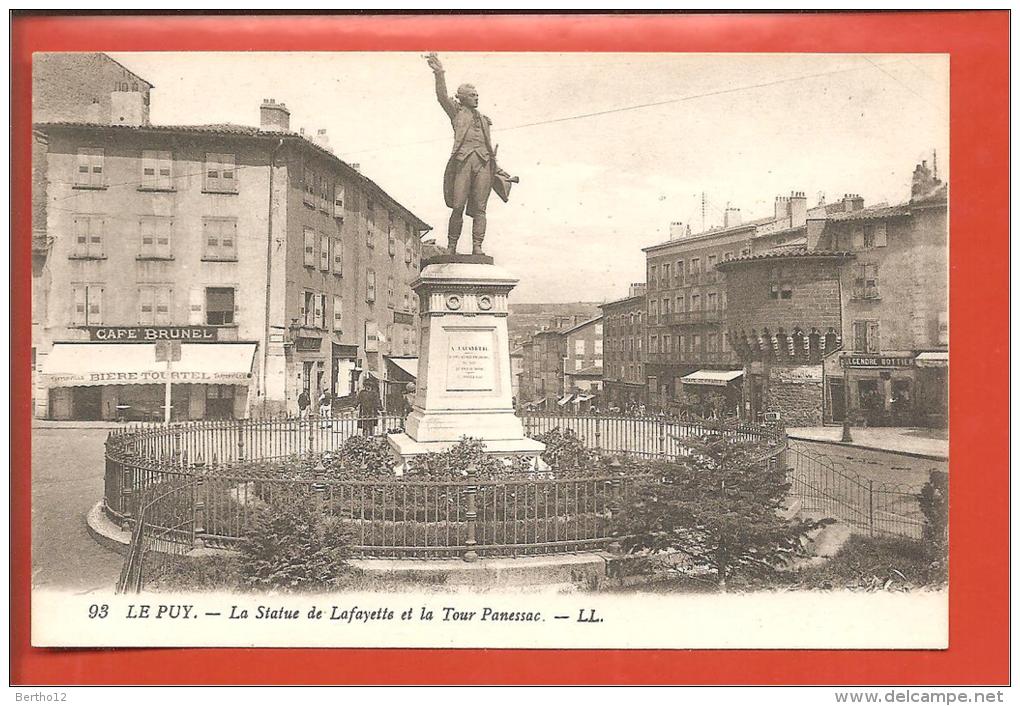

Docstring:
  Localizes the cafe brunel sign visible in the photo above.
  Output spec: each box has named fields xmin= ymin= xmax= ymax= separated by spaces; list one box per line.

xmin=89 ymin=326 xmax=218 ymax=342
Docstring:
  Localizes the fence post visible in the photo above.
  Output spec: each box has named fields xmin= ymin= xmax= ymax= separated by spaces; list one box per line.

xmin=237 ymin=422 xmax=246 ymax=462
xmin=193 ymin=476 xmax=206 ymax=549
xmin=868 ymin=479 xmax=875 ymax=537
xmin=463 ymin=464 xmax=479 ymax=562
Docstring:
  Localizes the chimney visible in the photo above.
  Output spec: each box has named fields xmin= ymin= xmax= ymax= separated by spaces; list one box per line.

xmin=629 ymin=282 xmax=647 ymax=298
xmin=350 ymin=163 xmax=361 ymax=173
xmin=260 ymin=98 xmax=291 ymax=132
xmin=774 ymin=195 xmax=790 ymax=223
xmin=723 ymin=205 xmax=742 ymax=228
xmin=841 ymin=193 xmax=865 ymax=212
xmin=790 ymin=191 xmax=807 ymax=227
xmin=315 ymin=128 xmax=332 ymax=153
xmin=669 ymin=221 xmax=685 ymax=239
xmin=911 ymin=159 xmax=941 ymax=200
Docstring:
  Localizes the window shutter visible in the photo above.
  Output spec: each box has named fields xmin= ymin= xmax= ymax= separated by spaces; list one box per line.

xmin=156 ymin=288 xmax=172 ymax=325
xmin=189 ymin=287 xmax=204 ymax=325
xmin=405 ymin=241 xmax=412 ymax=264
xmin=332 ymin=237 xmax=343 ymax=275
xmin=319 ymin=233 xmax=330 ymax=271
xmin=87 ymin=285 xmax=104 ymax=325
xmin=874 ymin=222 xmax=887 ymax=247
xmin=92 ymin=218 xmax=105 ymax=258
xmin=868 ymin=321 xmax=881 ymax=353
xmin=852 ymin=264 xmax=864 ymax=298
xmin=303 ymin=228 xmax=316 ymax=267
xmin=852 ymin=227 xmax=865 ymax=250
xmin=139 ymin=287 xmax=155 ymax=325
xmin=158 ymin=219 xmax=172 ymax=258
xmin=333 ymin=295 xmax=343 ymax=331
xmin=157 ymin=151 xmax=172 ymax=189
xmin=72 ymin=286 xmax=87 ymax=326
xmin=316 ymin=294 xmax=326 ymax=329
xmin=141 ymin=151 xmax=157 ymax=189
xmin=333 ymin=184 xmax=345 ymax=218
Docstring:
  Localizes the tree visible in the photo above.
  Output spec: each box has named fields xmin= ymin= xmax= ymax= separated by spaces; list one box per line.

xmin=615 ymin=435 xmax=830 ymax=589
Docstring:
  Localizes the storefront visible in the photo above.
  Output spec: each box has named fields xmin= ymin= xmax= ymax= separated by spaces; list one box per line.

xmin=383 ymin=356 xmax=418 ymax=413
xmin=824 ymin=351 xmax=947 ymax=428
xmin=40 ymin=340 xmax=257 ymax=421
xmin=680 ymin=369 xmax=744 ymax=418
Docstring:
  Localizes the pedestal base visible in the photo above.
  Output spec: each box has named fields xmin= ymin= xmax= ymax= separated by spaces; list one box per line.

xmin=387 ymin=432 xmax=547 ymax=471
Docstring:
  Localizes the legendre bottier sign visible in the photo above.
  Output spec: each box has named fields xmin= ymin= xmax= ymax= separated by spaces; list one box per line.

xmin=89 ymin=326 xmax=218 ymax=342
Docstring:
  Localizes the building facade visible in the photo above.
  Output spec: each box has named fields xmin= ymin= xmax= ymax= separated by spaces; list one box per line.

xmin=34 ymin=98 xmax=429 ymax=420
xmin=517 ymin=329 xmax=567 ymax=410
xmin=561 ymin=315 xmax=604 ymax=408
xmin=600 ymin=293 xmax=646 ymax=410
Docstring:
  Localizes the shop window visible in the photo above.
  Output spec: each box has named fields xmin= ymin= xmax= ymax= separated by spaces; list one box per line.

xmin=206 ymin=385 xmax=236 ymax=420
xmin=852 ymin=320 xmax=881 ymax=353
xmin=319 ymin=233 xmax=330 ymax=271
xmin=139 ymin=217 xmax=172 ymax=259
xmin=140 ymin=150 xmax=173 ymax=190
xmin=852 ymin=263 xmax=880 ymax=299
xmin=857 ymin=379 xmax=882 ymax=412
xmin=204 ymin=153 xmax=237 ymax=193
xmin=71 ymin=284 xmax=104 ymax=326
xmin=74 ymin=148 xmax=105 ymax=188
xmin=206 ymin=287 xmax=235 ymax=326
xmin=71 ymin=215 xmax=105 ymax=259
xmin=202 ymin=218 xmax=238 ymax=261
xmin=138 ymin=286 xmax=173 ymax=326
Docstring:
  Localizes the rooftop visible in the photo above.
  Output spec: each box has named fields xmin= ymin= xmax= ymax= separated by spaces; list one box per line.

xmin=826 ymin=203 xmax=912 ymax=223
xmin=643 ymin=216 xmax=772 ymax=253
xmin=34 ymin=120 xmax=431 ymax=231
xmin=715 ymin=247 xmax=855 ymax=270
xmin=599 ymin=294 xmax=646 ymax=309
xmin=560 ymin=314 xmax=604 ymax=336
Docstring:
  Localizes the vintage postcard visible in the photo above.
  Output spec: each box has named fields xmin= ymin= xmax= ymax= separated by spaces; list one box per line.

xmin=27 ymin=47 xmax=951 ymax=652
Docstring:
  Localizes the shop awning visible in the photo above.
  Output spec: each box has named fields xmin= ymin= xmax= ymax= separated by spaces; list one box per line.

xmin=681 ymin=369 xmax=744 ymax=387
xmin=40 ymin=342 xmax=257 ymax=387
xmin=575 ymin=394 xmax=594 ymax=403
xmin=385 ymin=357 xmax=419 ymax=380
xmin=557 ymin=394 xmax=575 ymax=406
xmin=914 ymin=352 xmax=948 ymax=368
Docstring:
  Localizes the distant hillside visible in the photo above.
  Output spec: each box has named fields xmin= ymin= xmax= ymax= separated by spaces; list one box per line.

xmin=508 ymin=302 xmax=603 ymax=350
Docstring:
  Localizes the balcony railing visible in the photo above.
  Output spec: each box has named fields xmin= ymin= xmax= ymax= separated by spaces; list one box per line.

xmin=669 ymin=309 xmax=726 ymax=324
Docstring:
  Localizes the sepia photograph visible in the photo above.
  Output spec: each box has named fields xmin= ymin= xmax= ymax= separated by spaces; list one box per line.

xmin=26 ymin=47 xmax=954 ymax=649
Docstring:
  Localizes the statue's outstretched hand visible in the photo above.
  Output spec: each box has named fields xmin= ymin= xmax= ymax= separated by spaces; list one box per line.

xmin=425 ymin=53 xmax=444 ymax=73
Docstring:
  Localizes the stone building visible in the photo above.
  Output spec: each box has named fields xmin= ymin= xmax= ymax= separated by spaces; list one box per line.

xmin=815 ymin=162 xmax=949 ymax=427
xmin=517 ymin=328 xmax=567 ymax=410
xmin=600 ymin=292 xmax=647 ymax=410
xmin=34 ymin=98 xmax=429 ymax=420
xmin=717 ymin=250 xmax=853 ymax=425
xmin=561 ymin=315 xmax=604 ymax=409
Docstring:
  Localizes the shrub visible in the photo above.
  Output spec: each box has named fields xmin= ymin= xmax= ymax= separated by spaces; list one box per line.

xmin=322 ymin=434 xmax=395 ymax=478
xmin=405 ymin=437 xmax=531 ymax=479
xmin=239 ymin=487 xmax=355 ymax=592
xmin=919 ymin=470 xmax=948 ymax=578
xmin=614 ymin=435 xmax=831 ymax=589
xmin=532 ymin=427 xmax=600 ymax=472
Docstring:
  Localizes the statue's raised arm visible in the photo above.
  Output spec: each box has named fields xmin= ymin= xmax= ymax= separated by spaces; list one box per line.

xmin=425 ymin=53 xmax=457 ymax=120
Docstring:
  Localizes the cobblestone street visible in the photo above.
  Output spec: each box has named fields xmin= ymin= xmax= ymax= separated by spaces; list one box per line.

xmin=31 ymin=427 xmax=123 ymax=592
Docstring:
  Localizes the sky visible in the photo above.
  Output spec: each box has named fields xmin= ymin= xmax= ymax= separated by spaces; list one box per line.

xmin=110 ymin=52 xmax=949 ymax=303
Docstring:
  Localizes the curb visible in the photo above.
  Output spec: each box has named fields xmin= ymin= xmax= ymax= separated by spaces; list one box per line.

xmin=787 ymin=434 xmax=948 ymax=462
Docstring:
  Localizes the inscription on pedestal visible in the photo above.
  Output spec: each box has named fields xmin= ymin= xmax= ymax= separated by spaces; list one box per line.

xmin=446 ymin=329 xmax=496 ymax=392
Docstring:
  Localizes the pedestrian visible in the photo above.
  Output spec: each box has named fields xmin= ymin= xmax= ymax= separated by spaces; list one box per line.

xmin=357 ymin=378 xmax=382 ymax=436
xmin=318 ymin=389 xmax=331 ymax=418
xmin=401 ymin=382 xmax=416 ymax=419
xmin=297 ymin=389 xmax=311 ymax=420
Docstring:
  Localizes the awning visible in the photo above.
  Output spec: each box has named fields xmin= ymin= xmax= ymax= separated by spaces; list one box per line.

xmin=915 ymin=352 xmax=949 ymax=368
xmin=385 ymin=357 xmax=419 ymax=380
xmin=575 ymin=394 xmax=594 ymax=403
xmin=557 ymin=394 xmax=575 ymax=406
xmin=681 ymin=369 xmax=744 ymax=386
xmin=40 ymin=342 xmax=257 ymax=387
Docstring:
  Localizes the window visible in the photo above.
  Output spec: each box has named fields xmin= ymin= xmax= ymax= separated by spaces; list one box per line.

xmin=303 ymin=291 xmax=316 ymax=327
xmin=650 ymin=336 xmax=659 ymax=354
xmin=403 ymin=292 xmax=410 ymax=311
xmin=692 ymin=333 xmax=702 ymax=353
xmin=594 ymin=339 xmax=603 ymax=354
xmin=405 ymin=239 xmax=413 ymax=264
xmin=676 ymin=261 xmax=684 ymax=284
xmin=851 ymin=226 xmax=865 ymax=250
xmin=71 ymin=215 xmax=105 ymax=258
xmin=316 ymin=294 xmax=326 ymax=329
xmin=852 ymin=263 xmax=880 ymax=299
xmin=676 ymin=295 xmax=684 ymax=313
xmin=138 ymin=286 xmax=172 ymax=325
xmin=691 ymin=293 xmax=700 ymax=310
xmin=575 ymin=359 xmax=585 ymax=371
xmin=741 ymin=248 xmax=751 ymax=257
xmin=388 ymin=218 xmax=396 ymax=256
xmin=853 ymin=320 xmax=881 ymax=353
xmin=707 ymin=292 xmax=717 ymax=311
xmin=707 ymin=333 xmax=718 ymax=353
xmin=319 ymin=175 xmax=330 ymax=212
xmin=319 ymin=233 xmax=330 ymax=271
xmin=301 ymin=228 xmax=316 ymax=267
xmin=870 ymin=223 xmax=887 ymax=247
xmin=649 ymin=300 xmax=658 ymax=319
xmin=662 ymin=263 xmax=671 ymax=282
xmin=722 ymin=332 xmax=729 ymax=352
xmin=74 ymin=148 xmax=105 ymax=188
xmin=708 ymin=254 xmax=717 ymax=269
xmin=690 ymin=258 xmax=700 ymax=274
xmin=332 ymin=237 xmax=343 ymax=275
xmin=333 ymin=183 xmax=346 ymax=218
xmin=204 ymin=153 xmax=237 ymax=193
xmin=303 ymin=167 xmax=316 ymax=206
xmin=202 ymin=218 xmax=238 ymax=261
xmin=595 ymin=323 xmax=603 ymax=336
xmin=71 ymin=285 xmax=104 ymax=326
xmin=139 ymin=217 xmax=172 ymax=259
xmin=769 ymin=266 xmax=792 ymax=299
xmin=648 ymin=265 xmax=658 ymax=289
xmin=387 ymin=276 xmax=395 ymax=308
xmin=366 ymin=270 xmax=376 ymax=302
xmin=140 ymin=150 xmax=173 ymax=190
xmin=205 ymin=287 xmax=235 ymax=326
xmin=366 ymin=212 xmax=376 ymax=248
xmin=575 ymin=339 xmax=586 ymax=355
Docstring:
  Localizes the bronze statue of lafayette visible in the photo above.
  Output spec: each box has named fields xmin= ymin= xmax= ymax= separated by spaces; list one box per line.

xmin=426 ymin=53 xmax=517 ymax=256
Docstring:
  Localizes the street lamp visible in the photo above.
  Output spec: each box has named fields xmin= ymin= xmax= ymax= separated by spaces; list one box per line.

xmin=840 ymin=356 xmax=853 ymax=443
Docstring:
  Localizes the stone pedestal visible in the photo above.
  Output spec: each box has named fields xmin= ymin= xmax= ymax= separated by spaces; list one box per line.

xmin=388 ymin=260 xmax=545 ymax=463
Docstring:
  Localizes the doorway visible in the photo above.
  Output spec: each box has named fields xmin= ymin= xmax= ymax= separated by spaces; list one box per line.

xmin=828 ymin=379 xmax=846 ymax=422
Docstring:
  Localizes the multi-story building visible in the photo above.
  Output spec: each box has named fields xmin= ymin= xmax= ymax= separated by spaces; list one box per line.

xmin=600 ymin=291 xmax=646 ymax=410
xmin=561 ymin=315 xmax=603 ymax=408
xmin=817 ymin=161 xmax=948 ymax=427
xmin=517 ymin=328 xmax=567 ymax=410
xmin=34 ymin=97 xmax=429 ymax=420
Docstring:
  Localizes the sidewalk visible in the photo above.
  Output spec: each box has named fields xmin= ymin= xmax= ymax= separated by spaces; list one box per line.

xmin=786 ymin=426 xmax=948 ymax=461
xmin=32 ymin=419 xmax=134 ymax=430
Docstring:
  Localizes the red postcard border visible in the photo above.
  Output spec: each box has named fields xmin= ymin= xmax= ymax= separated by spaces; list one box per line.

xmin=10 ymin=11 xmax=1009 ymax=685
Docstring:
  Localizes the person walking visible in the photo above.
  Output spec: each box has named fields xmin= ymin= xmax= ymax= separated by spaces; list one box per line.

xmin=297 ymin=389 xmax=311 ymax=420
xmin=357 ymin=378 xmax=382 ymax=436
